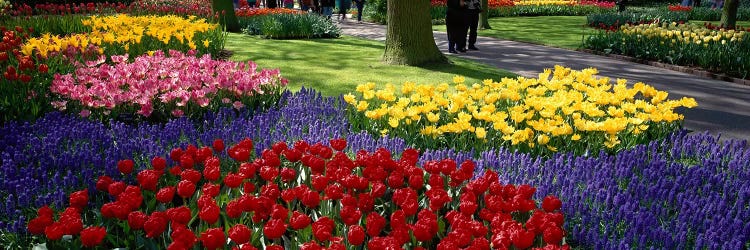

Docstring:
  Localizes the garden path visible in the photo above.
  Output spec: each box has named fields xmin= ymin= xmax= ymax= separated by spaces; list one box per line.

xmin=336 ymin=19 xmax=750 ymax=141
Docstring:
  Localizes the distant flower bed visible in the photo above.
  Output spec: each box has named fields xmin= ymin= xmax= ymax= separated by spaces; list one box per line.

xmin=8 ymin=0 xmax=214 ymax=18
xmin=585 ymin=22 xmax=750 ymax=79
xmin=50 ymin=50 xmax=287 ymax=121
xmin=345 ymin=65 xmax=697 ymax=155
xmin=239 ymin=13 xmax=341 ymax=39
xmin=21 ymin=14 xmax=223 ymax=58
xmin=235 ymin=7 xmax=304 ymax=17
xmin=429 ymin=0 xmax=614 ymax=21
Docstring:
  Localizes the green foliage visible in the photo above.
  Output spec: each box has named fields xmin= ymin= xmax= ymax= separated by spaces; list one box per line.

xmin=587 ymin=11 xmax=690 ymax=28
xmin=363 ymin=0 xmax=387 ymax=24
xmin=0 ymin=15 xmax=91 ymax=36
xmin=239 ymin=13 xmax=341 ymax=39
xmin=689 ymin=6 xmax=750 ymax=21
xmin=8 ymin=0 xmax=134 ymax=6
xmin=584 ymin=26 xmax=750 ymax=79
xmin=425 ymin=4 xmax=614 ymax=24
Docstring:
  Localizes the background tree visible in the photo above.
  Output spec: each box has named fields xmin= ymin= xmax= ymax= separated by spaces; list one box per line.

xmin=721 ymin=0 xmax=740 ymax=29
xmin=212 ymin=0 xmax=241 ymax=32
xmin=383 ymin=0 xmax=447 ymax=65
xmin=480 ymin=0 xmax=491 ymax=29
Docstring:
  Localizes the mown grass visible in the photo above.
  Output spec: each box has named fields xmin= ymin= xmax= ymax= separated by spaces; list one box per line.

xmin=225 ymin=33 xmax=517 ymax=96
xmin=433 ymin=16 xmax=593 ymax=49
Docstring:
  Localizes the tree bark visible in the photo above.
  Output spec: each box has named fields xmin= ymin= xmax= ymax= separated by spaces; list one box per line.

xmin=212 ymin=0 xmax=241 ymax=32
xmin=383 ymin=0 xmax=447 ymax=65
xmin=721 ymin=0 xmax=739 ymax=29
xmin=479 ymin=0 xmax=491 ymax=29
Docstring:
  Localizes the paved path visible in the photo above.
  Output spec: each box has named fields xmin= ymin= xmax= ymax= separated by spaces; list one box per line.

xmin=336 ymin=20 xmax=750 ymax=141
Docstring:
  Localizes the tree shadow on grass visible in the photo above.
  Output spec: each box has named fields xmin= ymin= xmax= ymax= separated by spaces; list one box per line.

xmin=418 ymin=57 xmax=518 ymax=82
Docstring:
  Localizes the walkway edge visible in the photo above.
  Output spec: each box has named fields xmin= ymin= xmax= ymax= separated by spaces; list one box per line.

xmin=577 ymin=49 xmax=750 ymax=87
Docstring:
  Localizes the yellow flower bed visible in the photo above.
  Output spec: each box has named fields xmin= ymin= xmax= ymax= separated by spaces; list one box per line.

xmin=22 ymin=34 xmax=104 ymax=58
xmin=22 ymin=14 xmax=218 ymax=58
xmin=621 ymin=22 xmax=746 ymax=45
xmin=345 ymin=66 xmax=697 ymax=154
xmin=514 ymin=0 xmax=576 ymax=6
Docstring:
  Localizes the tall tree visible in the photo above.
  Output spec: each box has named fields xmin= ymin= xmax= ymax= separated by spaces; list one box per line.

xmin=721 ymin=0 xmax=740 ymax=29
xmin=479 ymin=0 xmax=491 ymax=29
xmin=383 ymin=0 xmax=447 ymax=65
xmin=212 ymin=0 xmax=241 ymax=32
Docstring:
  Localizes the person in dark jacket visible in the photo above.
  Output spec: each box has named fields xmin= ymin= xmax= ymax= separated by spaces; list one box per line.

xmin=320 ymin=0 xmax=334 ymax=19
xmin=446 ymin=0 xmax=467 ymax=53
xmin=465 ymin=0 xmax=481 ymax=50
xmin=354 ymin=0 xmax=364 ymax=22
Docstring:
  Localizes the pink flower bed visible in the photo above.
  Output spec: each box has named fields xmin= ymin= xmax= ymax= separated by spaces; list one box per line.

xmin=51 ymin=50 xmax=287 ymax=118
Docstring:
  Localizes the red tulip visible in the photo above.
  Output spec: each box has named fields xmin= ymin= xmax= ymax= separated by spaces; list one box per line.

xmin=177 ymin=180 xmax=196 ymax=198
xmin=69 ymin=189 xmax=88 ymax=209
xmin=156 ymin=186 xmax=176 ymax=203
xmin=200 ymin=228 xmax=225 ymax=250
xmin=347 ymin=225 xmax=365 ymax=245
xmin=151 ymin=156 xmax=167 ymax=171
xmin=199 ymin=202 xmax=220 ymax=224
xmin=80 ymin=226 xmax=106 ymax=247
xmin=290 ymin=211 xmax=311 ymax=229
xmin=542 ymin=195 xmax=562 ymax=212
xmin=212 ymin=139 xmax=225 ymax=152
xmin=263 ymin=219 xmax=287 ymax=239
xmin=117 ymin=159 xmax=135 ymax=174
xmin=228 ymin=224 xmax=252 ymax=244
xmin=329 ymin=138 xmax=347 ymax=151
xmin=312 ymin=216 xmax=334 ymax=242
xmin=127 ymin=211 xmax=148 ymax=230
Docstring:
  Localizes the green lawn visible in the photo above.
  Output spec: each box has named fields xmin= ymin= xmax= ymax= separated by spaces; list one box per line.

xmin=433 ymin=16 xmax=594 ymax=49
xmin=225 ymin=33 xmax=516 ymax=97
xmin=690 ymin=20 xmax=750 ymax=27
xmin=432 ymin=16 xmax=750 ymax=50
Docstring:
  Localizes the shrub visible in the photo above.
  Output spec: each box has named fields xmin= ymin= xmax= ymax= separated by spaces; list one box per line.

xmin=585 ymin=22 xmax=750 ymax=79
xmin=344 ymin=65 xmax=697 ymax=155
xmin=240 ymin=13 xmax=341 ymax=39
xmin=687 ymin=6 xmax=750 ymax=21
xmin=587 ymin=11 xmax=689 ymax=29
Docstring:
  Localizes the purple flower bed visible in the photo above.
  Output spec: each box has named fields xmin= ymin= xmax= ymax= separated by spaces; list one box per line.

xmin=1 ymin=89 xmax=749 ymax=249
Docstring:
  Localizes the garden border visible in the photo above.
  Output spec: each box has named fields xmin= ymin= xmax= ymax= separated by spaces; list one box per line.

xmin=578 ymin=49 xmax=750 ymax=86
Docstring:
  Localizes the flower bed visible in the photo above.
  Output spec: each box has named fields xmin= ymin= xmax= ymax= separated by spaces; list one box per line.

xmin=20 ymin=14 xmax=223 ymax=58
xmin=239 ymin=13 xmax=341 ymax=39
xmin=1 ymin=89 xmax=748 ymax=249
xmin=585 ymin=22 xmax=750 ymax=79
xmin=345 ymin=66 xmax=697 ymax=155
xmin=50 ymin=50 xmax=287 ymax=121
xmin=8 ymin=0 xmax=214 ymax=18
xmin=586 ymin=11 xmax=689 ymax=29
xmin=429 ymin=0 xmax=614 ymax=22
xmin=235 ymin=7 xmax=304 ymax=17
xmin=25 ymin=137 xmax=567 ymax=249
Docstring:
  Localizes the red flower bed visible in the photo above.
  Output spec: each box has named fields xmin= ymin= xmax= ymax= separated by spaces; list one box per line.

xmin=668 ymin=4 xmax=693 ymax=12
xmin=27 ymin=138 xmax=568 ymax=249
xmin=236 ymin=7 xmax=305 ymax=17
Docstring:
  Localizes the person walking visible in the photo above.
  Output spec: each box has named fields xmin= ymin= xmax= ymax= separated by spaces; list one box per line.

xmin=353 ymin=0 xmax=364 ymax=22
xmin=446 ymin=0 xmax=467 ymax=53
xmin=338 ymin=0 xmax=351 ymax=21
xmin=320 ymin=0 xmax=335 ymax=19
xmin=466 ymin=0 xmax=481 ymax=50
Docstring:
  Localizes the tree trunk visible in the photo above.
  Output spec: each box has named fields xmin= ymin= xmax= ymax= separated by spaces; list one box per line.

xmin=212 ymin=0 xmax=241 ymax=32
xmin=479 ymin=0 xmax=491 ymax=29
xmin=383 ymin=0 xmax=447 ymax=65
xmin=721 ymin=0 xmax=739 ymax=29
